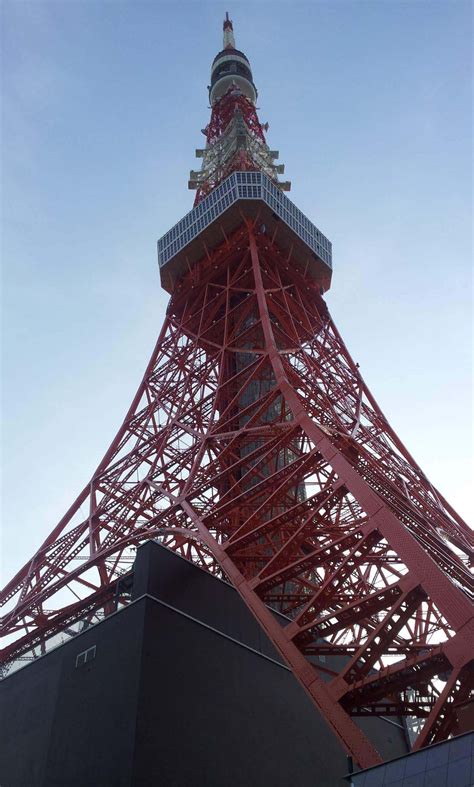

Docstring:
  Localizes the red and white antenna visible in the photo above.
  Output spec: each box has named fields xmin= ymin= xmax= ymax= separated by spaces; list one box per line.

xmin=189 ymin=15 xmax=290 ymax=202
xmin=223 ymin=12 xmax=236 ymax=49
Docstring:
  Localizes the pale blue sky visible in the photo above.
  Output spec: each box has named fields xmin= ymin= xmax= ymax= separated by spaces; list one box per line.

xmin=1 ymin=0 xmax=472 ymax=580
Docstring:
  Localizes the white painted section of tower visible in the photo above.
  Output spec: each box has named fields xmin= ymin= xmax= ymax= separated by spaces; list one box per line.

xmin=192 ymin=111 xmax=278 ymax=189
xmin=210 ymin=75 xmax=257 ymax=105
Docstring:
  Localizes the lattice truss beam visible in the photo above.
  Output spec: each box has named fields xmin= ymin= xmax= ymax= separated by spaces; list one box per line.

xmin=191 ymin=87 xmax=284 ymax=205
xmin=1 ymin=219 xmax=473 ymax=768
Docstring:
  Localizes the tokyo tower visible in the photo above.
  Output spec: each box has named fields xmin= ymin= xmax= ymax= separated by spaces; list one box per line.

xmin=1 ymin=14 xmax=472 ymax=769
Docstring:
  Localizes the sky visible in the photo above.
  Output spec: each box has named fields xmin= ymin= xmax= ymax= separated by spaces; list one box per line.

xmin=1 ymin=0 xmax=472 ymax=582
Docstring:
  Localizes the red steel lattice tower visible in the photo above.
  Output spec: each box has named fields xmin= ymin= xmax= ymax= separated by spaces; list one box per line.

xmin=1 ymin=15 xmax=473 ymax=769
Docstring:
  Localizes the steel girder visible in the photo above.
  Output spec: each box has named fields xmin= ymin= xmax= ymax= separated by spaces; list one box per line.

xmin=1 ymin=220 xmax=473 ymax=768
xmin=192 ymin=87 xmax=280 ymax=205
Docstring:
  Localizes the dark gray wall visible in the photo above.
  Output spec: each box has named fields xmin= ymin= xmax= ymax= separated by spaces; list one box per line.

xmin=132 ymin=539 xmax=285 ymax=662
xmin=0 ymin=541 xmax=409 ymax=787
xmin=133 ymin=597 xmax=347 ymax=786
xmin=132 ymin=541 xmax=410 ymax=763
xmin=1 ymin=602 xmax=145 ymax=787
xmin=350 ymin=732 xmax=474 ymax=787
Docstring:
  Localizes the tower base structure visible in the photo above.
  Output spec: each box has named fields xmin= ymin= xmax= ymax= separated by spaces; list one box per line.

xmin=0 ymin=542 xmax=408 ymax=787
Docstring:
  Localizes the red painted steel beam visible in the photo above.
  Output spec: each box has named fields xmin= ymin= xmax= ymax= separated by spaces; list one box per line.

xmin=2 ymin=222 xmax=472 ymax=769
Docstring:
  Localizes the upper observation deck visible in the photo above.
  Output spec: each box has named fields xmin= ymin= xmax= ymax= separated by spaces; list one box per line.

xmin=157 ymin=171 xmax=332 ymax=294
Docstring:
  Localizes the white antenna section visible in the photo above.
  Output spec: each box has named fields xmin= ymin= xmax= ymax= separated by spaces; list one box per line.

xmin=223 ymin=12 xmax=236 ymax=49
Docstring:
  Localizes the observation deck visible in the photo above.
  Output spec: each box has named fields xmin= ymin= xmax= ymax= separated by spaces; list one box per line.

xmin=157 ymin=172 xmax=332 ymax=294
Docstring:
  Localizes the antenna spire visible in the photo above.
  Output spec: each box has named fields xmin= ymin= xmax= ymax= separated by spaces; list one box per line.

xmin=223 ymin=12 xmax=235 ymax=49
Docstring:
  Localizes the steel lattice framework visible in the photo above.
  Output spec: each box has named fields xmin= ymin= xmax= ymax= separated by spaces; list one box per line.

xmin=190 ymin=86 xmax=286 ymax=205
xmin=1 ymin=14 xmax=473 ymax=771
